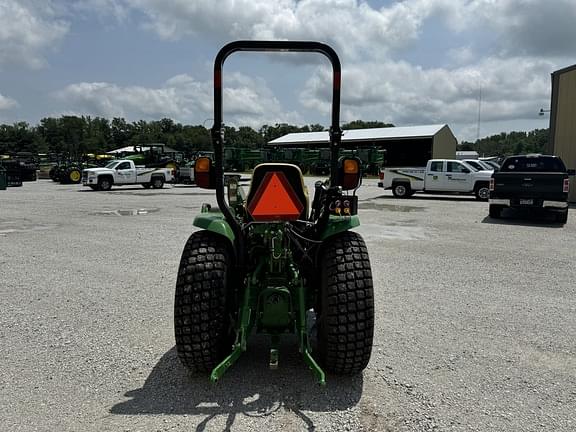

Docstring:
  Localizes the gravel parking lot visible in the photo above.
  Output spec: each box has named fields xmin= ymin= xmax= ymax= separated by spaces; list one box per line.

xmin=1 ymin=179 xmax=575 ymax=432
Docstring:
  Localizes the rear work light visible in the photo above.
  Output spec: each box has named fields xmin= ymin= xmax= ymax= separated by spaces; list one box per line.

xmin=563 ymin=178 xmax=570 ymax=193
xmin=489 ymin=178 xmax=495 ymax=191
xmin=379 ymin=171 xmax=384 ymax=181
xmin=247 ymin=171 xmax=304 ymax=221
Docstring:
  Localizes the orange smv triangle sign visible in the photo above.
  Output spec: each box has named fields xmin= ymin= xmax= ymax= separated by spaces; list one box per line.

xmin=247 ymin=171 xmax=304 ymax=221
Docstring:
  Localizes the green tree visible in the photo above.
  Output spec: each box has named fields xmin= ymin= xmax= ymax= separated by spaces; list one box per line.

xmin=341 ymin=120 xmax=394 ymax=129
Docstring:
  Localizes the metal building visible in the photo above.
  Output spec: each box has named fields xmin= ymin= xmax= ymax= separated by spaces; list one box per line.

xmin=547 ymin=64 xmax=576 ymax=202
xmin=268 ymin=124 xmax=457 ymax=167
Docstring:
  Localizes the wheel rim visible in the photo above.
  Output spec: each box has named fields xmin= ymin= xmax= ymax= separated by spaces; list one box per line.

xmin=479 ymin=187 xmax=489 ymax=200
xmin=70 ymin=170 xmax=81 ymax=182
xmin=101 ymin=180 xmax=110 ymax=189
xmin=153 ymin=179 xmax=162 ymax=187
xmin=395 ymin=185 xmax=406 ymax=196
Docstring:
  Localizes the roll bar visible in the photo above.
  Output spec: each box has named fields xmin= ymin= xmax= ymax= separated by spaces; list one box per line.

xmin=211 ymin=40 xmax=342 ymax=247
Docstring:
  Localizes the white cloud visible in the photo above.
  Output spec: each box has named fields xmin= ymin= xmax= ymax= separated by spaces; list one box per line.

xmin=55 ymin=73 xmax=303 ymax=128
xmin=0 ymin=0 xmax=69 ymax=69
xmin=300 ymin=55 xmax=554 ymax=139
xmin=114 ymin=0 xmax=443 ymax=60
xmin=71 ymin=0 xmax=129 ymax=22
xmin=0 ymin=93 xmax=18 ymax=110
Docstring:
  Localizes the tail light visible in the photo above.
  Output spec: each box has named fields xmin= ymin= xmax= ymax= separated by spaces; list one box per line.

xmin=489 ymin=178 xmax=495 ymax=191
xmin=379 ymin=171 xmax=384 ymax=181
xmin=563 ymin=178 xmax=570 ymax=193
xmin=336 ymin=157 xmax=362 ymax=190
xmin=194 ymin=157 xmax=215 ymax=189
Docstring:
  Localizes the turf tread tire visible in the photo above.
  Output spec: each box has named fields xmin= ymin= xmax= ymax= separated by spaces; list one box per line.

xmin=174 ymin=231 xmax=234 ymax=373
xmin=318 ymin=231 xmax=374 ymax=375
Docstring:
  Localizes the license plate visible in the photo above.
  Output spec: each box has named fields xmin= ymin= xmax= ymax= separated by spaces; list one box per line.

xmin=519 ymin=199 xmax=533 ymax=206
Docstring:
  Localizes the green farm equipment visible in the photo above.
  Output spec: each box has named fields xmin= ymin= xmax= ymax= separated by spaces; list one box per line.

xmin=174 ymin=41 xmax=374 ymax=385
xmin=125 ymin=144 xmax=180 ymax=170
xmin=224 ymin=147 xmax=262 ymax=171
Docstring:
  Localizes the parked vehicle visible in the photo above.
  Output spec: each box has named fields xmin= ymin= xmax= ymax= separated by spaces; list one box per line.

xmin=479 ymin=157 xmax=501 ymax=171
xmin=378 ymin=159 xmax=492 ymax=200
xmin=462 ymin=159 xmax=494 ymax=172
xmin=489 ymin=154 xmax=572 ymax=224
xmin=176 ymin=162 xmax=195 ymax=184
xmin=82 ymin=159 xmax=174 ymax=191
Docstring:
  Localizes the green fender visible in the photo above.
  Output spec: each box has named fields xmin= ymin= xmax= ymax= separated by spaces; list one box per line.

xmin=194 ymin=210 xmax=358 ymax=243
xmin=319 ymin=215 xmax=360 ymax=241
xmin=193 ymin=211 xmax=235 ymax=243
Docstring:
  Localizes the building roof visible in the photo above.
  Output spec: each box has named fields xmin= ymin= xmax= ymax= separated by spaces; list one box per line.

xmin=268 ymin=124 xmax=448 ymax=146
xmin=552 ymin=63 xmax=576 ymax=77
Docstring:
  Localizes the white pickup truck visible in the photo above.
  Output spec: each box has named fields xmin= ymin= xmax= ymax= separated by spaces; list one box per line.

xmin=378 ymin=159 xmax=493 ymax=200
xmin=82 ymin=160 xmax=174 ymax=191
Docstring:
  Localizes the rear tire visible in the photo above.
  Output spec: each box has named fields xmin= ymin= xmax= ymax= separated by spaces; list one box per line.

xmin=392 ymin=183 xmax=411 ymax=198
xmin=175 ymin=231 xmax=235 ymax=373
xmin=151 ymin=176 xmax=164 ymax=189
xmin=67 ymin=167 xmax=82 ymax=184
xmin=317 ymin=231 xmax=374 ymax=375
xmin=475 ymin=183 xmax=490 ymax=201
xmin=489 ymin=204 xmax=502 ymax=219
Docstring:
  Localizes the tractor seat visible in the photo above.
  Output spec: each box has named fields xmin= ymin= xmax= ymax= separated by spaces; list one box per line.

xmin=246 ymin=163 xmax=309 ymax=220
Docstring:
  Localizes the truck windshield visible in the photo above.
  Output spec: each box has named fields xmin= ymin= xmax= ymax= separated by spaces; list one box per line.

xmin=105 ymin=161 xmax=120 ymax=169
xmin=500 ymin=157 xmax=566 ymax=173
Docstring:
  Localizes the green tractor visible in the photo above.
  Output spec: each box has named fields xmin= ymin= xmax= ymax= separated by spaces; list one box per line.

xmin=174 ymin=41 xmax=374 ymax=385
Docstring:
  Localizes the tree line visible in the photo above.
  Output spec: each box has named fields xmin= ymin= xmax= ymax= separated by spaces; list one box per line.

xmin=459 ymin=128 xmax=549 ymax=157
xmin=0 ymin=114 xmax=549 ymax=158
xmin=0 ymin=116 xmax=393 ymax=158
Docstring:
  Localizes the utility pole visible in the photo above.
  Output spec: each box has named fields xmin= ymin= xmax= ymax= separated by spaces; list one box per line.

xmin=476 ymin=83 xmax=482 ymax=141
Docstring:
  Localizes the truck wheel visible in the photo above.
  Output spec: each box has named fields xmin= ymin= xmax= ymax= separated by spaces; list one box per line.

xmin=555 ymin=209 xmax=568 ymax=224
xmin=317 ymin=231 xmax=374 ymax=375
xmin=475 ymin=183 xmax=490 ymax=201
xmin=97 ymin=177 xmax=112 ymax=191
xmin=151 ymin=176 xmax=164 ymax=189
xmin=489 ymin=204 xmax=502 ymax=219
xmin=174 ymin=231 xmax=235 ymax=373
xmin=392 ymin=183 xmax=411 ymax=198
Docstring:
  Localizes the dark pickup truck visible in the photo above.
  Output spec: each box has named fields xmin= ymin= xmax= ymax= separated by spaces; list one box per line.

xmin=489 ymin=154 xmax=573 ymax=224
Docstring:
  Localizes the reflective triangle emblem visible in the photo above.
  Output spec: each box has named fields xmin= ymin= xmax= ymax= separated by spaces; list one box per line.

xmin=247 ymin=171 xmax=304 ymax=221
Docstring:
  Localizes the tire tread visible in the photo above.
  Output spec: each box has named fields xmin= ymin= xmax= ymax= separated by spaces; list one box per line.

xmin=174 ymin=231 xmax=232 ymax=373
xmin=318 ymin=231 xmax=374 ymax=375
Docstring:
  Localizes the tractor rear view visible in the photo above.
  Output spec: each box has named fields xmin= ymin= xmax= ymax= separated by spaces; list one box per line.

xmin=174 ymin=41 xmax=374 ymax=385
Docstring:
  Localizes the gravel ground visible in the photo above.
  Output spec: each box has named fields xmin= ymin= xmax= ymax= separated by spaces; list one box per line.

xmin=1 ymin=179 xmax=575 ymax=432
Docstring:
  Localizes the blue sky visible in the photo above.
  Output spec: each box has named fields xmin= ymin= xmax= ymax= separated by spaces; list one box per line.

xmin=1 ymin=0 xmax=574 ymax=142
